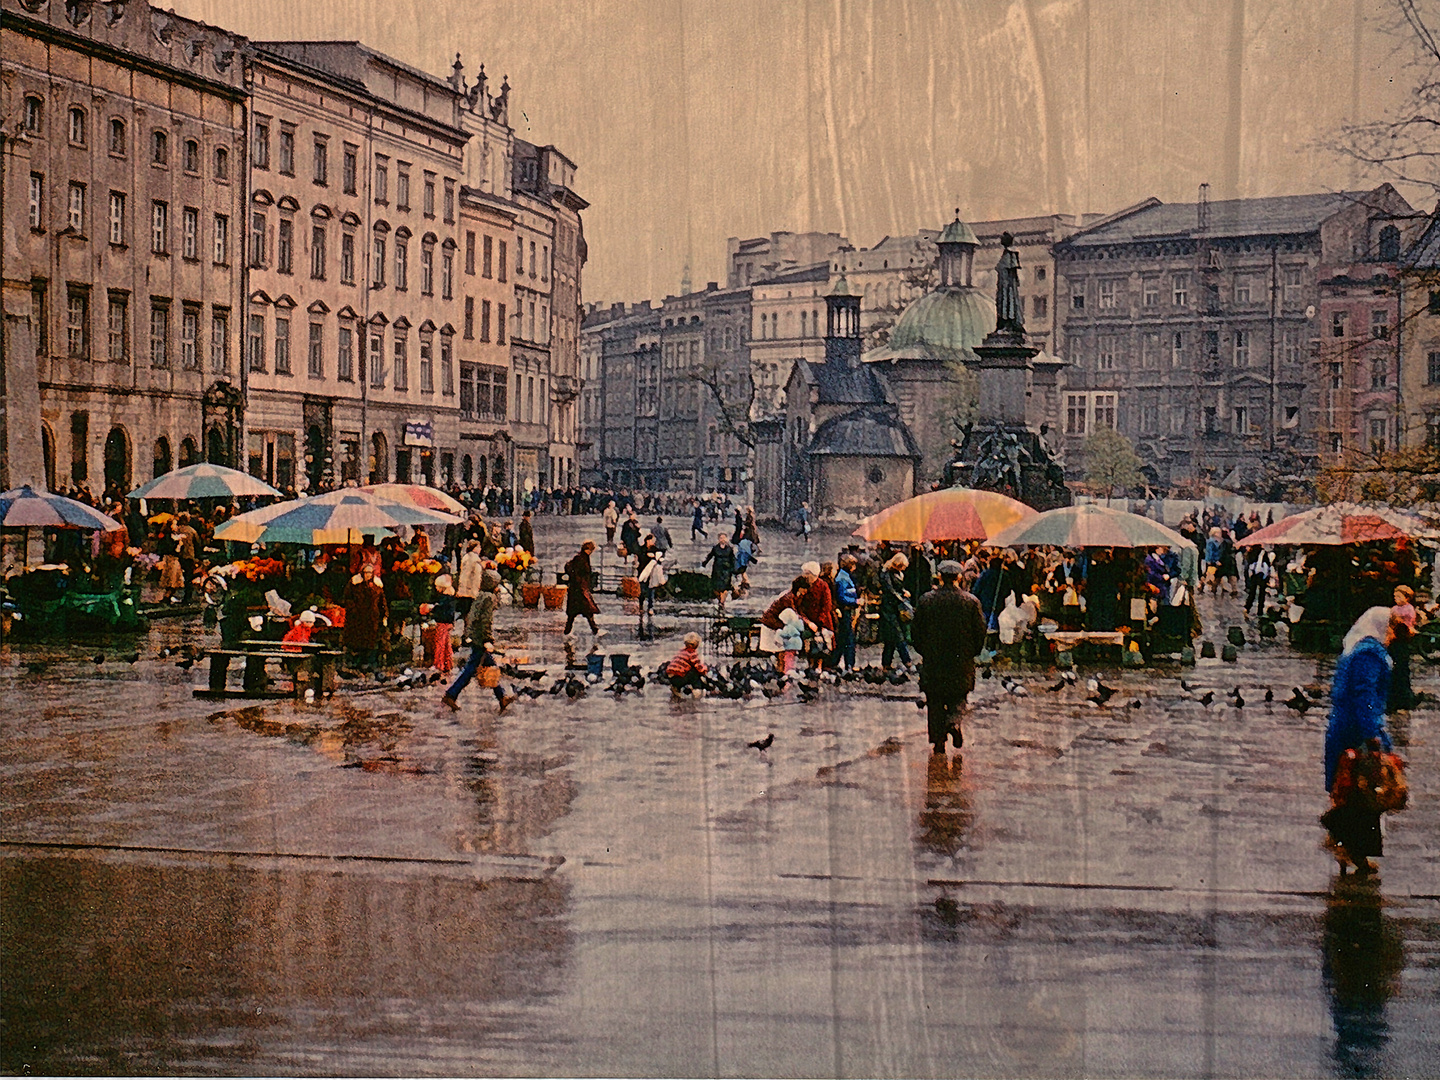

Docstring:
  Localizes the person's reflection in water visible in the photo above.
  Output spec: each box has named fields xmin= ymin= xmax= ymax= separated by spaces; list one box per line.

xmin=1322 ymin=876 xmax=1404 ymax=1078
xmin=917 ymin=754 xmax=972 ymax=861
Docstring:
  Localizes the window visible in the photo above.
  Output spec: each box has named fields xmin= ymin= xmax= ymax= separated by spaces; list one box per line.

xmin=1283 ymin=267 xmax=1303 ymax=306
xmin=28 ymin=173 xmax=42 ymax=230
xmin=23 ymin=96 xmax=42 ymax=134
xmin=277 ymin=218 xmax=293 ymax=274
xmin=540 ymin=243 xmax=548 ymax=281
xmin=183 ymin=139 xmax=199 ymax=173
xmin=481 ymin=299 xmax=491 ymax=341
xmin=1372 ymin=309 xmax=1389 ymax=339
xmin=337 ymin=325 xmax=354 ymax=381
xmin=464 ymin=296 xmax=475 ymax=339
xmin=1233 ymin=406 xmax=1249 ymax=434
xmin=340 ymin=232 xmax=355 ymax=284
xmin=420 ymin=335 xmax=434 ymax=392
xmin=517 ymin=239 xmax=525 ymax=276
xmin=372 ymin=235 xmax=386 ymax=287
xmin=441 ymin=251 xmax=453 ymax=299
xmin=274 ymin=316 xmax=290 ymax=374
xmin=213 ymin=146 xmax=229 ymax=179
xmin=310 ymin=225 xmax=326 ymax=279
xmin=492 ymin=368 xmax=508 ymax=416
xmin=149 ymin=301 xmax=169 ymax=367
xmin=253 ymin=120 xmax=270 ymax=168
xmin=1371 ymin=357 xmax=1389 ymax=390
xmin=1033 ymin=295 xmax=1047 ymax=319
xmin=67 ymin=182 xmax=85 ymax=232
xmin=181 ymin=306 xmax=200 ymax=370
xmin=369 ymin=333 xmax=384 ymax=387
xmin=68 ymin=106 xmax=86 ymax=145
xmin=150 ymin=201 xmax=168 ymax=254
xmin=308 ymin=322 xmax=324 ymax=377
xmin=66 ymin=288 xmax=88 ymax=357
xmin=248 ymin=313 xmax=265 ymax=371
xmin=443 ymin=179 xmax=455 ymax=223
xmin=1330 ymin=362 xmax=1344 ymax=390
xmin=374 ymin=156 xmax=388 ymax=202
xmin=1140 ymin=403 xmax=1159 ymax=433
xmin=1371 ymin=418 xmax=1389 ymax=450
xmin=182 ymin=207 xmax=199 ymax=259
xmin=393 ymin=335 xmax=408 ymax=390
xmin=109 ymin=118 xmax=126 ymax=155
xmin=483 ymin=235 xmax=493 ymax=277
xmin=1233 ymin=328 xmax=1249 ymax=366
xmin=421 ymin=172 xmax=433 ymax=216
xmin=1332 ymin=310 xmax=1349 ymax=338
xmin=1093 ymin=393 xmax=1117 ymax=430
xmin=498 ymin=241 xmax=508 ymax=282
xmin=440 ymin=337 xmax=453 ymax=395
xmin=1065 ymin=393 xmax=1087 ymax=436
xmin=213 ymin=214 xmax=228 ymax=264
xmin=1428 ymin=414 xmax=1440 ymax=448
xmin=394 ymin=238 xmax=408 ymax=290
xmin=1172 ymin=274 xmax=1188 ymax=306
xmin=397 ymin=167 xmax=411 ymax=210
xmin=1203 ymin=329 xmax=1220 ymax=361
xmin=497 ymin=302 xmax=506 ymax=344
xmin=277 ymin=127 xmax=294 ymax=175
xmin=1282 ymin=326 xmax=1302 ymax=365
xmin=461 ymin=364 xmax=477 ymax=417
xmin=1097 ymin=336 xmax=1117 ymax=371
xmin=342 ymin=146 xmax=357 ymax=194
xmin=420 ymin=245 xmax=433 ymax=295
xmin=1141 ymin=331 xmax=1159 ymax=369
xmin=1378 ymin=225 xmax=1401 ymax=262
xmin=249 ymin=212 xmax=266 ymax=268
xmin=210 ymin=309 xmax=229 ymax=373
xmin=465 ymin=231 xmax=476 ymax=275
xmin=1233 ymin=274 xmax=1252 ymax=304
xmin=33 ymin=281 xmax=48 ymax=356
xmin=529 ymin=240 xmax=537 ymax=279
xmin=1429 ymin=351 xmax=1440 ymax=385
xmin=107 ymin=293 xmax=127 ymax=361
xmin=1070 ymin=286 xmax=1084 ymax=310
xmin=151 ymin=129 xmax=167 ymax=165
xmin=1142 ymin=278 xmax=1159 ymax=306
xmin=312 ymin=138 xmax=327 ymax=185
xmin=1098 ymin=279 xmax=1117 ymax=309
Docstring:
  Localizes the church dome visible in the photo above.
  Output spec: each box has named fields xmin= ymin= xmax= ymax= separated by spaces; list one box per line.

xmin=879 ymin=286 xmax=996 ymax=364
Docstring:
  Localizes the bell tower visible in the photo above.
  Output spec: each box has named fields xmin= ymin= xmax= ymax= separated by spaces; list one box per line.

xmin=824 ymin=276 xmax=862 ymax=367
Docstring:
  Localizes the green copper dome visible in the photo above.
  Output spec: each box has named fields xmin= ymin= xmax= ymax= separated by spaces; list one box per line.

xmin=938 ymin=215 xmax=978 ymax=246
xmin=881 ymin=286 xmax=995 ymax=363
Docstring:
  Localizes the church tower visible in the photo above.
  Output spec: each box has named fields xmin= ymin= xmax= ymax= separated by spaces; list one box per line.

xmin=824 ymin=276 xmax=862 ymax=367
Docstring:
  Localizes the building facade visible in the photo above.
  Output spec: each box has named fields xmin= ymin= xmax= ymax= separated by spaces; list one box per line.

xmin=1399 ymin=209 xmax=1440 ymax=447
xmin=748 ymin=263 xmax=829 ymax=419
xmin=726 ymin=230 xmax=846 ymax=288
xmin=3 ymin=0 xmax=248 ymax=495
xmin=697 ymin=285 xmax=753 ymax=495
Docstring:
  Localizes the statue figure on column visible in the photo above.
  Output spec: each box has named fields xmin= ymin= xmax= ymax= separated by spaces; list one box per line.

xmin=995 ymin=231 xmax=1024 ymax=335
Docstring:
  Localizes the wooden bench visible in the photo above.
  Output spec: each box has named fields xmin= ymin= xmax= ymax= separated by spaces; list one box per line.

xmin=195 ymin=642 xmax=344 ymax=700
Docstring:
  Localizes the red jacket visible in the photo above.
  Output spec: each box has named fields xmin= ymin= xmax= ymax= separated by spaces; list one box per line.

xmin=666 ymin=647 xmax=708 ymax=679
xmin=798 ymin=577 xmax=835 ymax=632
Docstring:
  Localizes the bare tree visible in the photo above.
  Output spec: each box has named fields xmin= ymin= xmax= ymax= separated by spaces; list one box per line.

xmin=864 ymin=264 xmax=939 ymax=352
xmin=689 ymin=363 xmax=756 ymax=450
xmin=1335 ymin=0 xmax=1440 ymax=195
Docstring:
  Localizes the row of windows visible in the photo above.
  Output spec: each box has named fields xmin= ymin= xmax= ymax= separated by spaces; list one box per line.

xmin=1328 ymin=308 xmax=1392 ymax=339
xmin=40 ymin=281 xmax=231 ymax=371
xmin=28 ymin=175 xmax=230 ymax=261
xmin=1068 ymin=327 xmax=1311 ymax=370
xmin=22 ymin=98 xmax=232 ymax=178
xmin=1069 ymin=269 xmax=1310 ymax=312
xmin=245 ymin=312 xmax=453 ymax=395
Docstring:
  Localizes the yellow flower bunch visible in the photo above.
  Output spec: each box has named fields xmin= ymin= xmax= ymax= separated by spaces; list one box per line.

xmin=496 ymin=547 xmax=534 ymax=571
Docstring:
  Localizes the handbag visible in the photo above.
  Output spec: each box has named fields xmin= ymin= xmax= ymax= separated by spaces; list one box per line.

xmin=898 ymin=599 xmax=914 ymax=624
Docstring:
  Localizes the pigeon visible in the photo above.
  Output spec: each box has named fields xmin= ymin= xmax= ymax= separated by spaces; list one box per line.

xmin=1088 ymin=679 xmax=1118 ymax=704
xmin=1200 ymin=690 xmax=1215 ymax=707
xmin=1180 ymin=678 xmax=1201 ymax=694
xmin=1126 ymin=698 xmax=1142 ymax=709
xmin=1231 ymin=690 xmax=1245 ymax=709
xmin=24 ymin=661 xmax=46 ymax=675
xmin=1264 ymin=689 xmax=1274 ymax=703
xmin=1284 ymin=688 xmax=1312 ymax=713
xmin=159 ymin=647 xmax=174 ymax=659
xmin=1001 ymin=676 xmax=1028 ymax=697
xmin=748 ymin=733 xmax=775 ymax=752
xmin=1046 ymin=678 xmax=1068 ymax=692
xmin=798 ymin=682 xmax=820 ymax=704
xmin=981 ymin=667 xmax=993 ymax=680
xmin=92 ymin=653 xmax=105 ymax=665
xmin=121 ymin=651 xmax=140 ymax=665
xmin=177 ymin=657 xmax=195 ymax=671
xmin=1061 ymin=670 xmax=1078 ymax=685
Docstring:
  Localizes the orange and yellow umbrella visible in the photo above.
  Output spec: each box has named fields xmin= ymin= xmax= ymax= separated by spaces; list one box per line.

xmin=854 ymin=488 xmax=1038 ymax=543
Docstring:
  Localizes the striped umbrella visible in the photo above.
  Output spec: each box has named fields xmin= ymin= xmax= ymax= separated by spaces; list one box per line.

xmin=854 ymin=488 xmax=1038 ymax=543
xmin=0 ymin=486 xmax=124 ymax=532
xmin=214 ymin=490 xmax=460 ymax=546
xmin=128 ymin=463 xmax=282 ymax=501
xmin=1235 ymin=503 xmax=1440 ymax=547
xmin=358 ymin=482 xmax=467 ymax=514
xmin=985 ymin=504 xmax=1194 ymax=550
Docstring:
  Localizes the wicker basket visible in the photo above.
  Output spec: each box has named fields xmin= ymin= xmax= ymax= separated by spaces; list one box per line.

xmin=521 ymin=582 xmax=543 ymax=608
xmin=620 ymin=576 xmax=641 ymax=599
xmin=543 ymin=585 xmax=566 ymax=609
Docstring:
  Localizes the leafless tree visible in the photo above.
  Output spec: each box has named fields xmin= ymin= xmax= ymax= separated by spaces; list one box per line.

xmin=689 ymin=364 xmax=757 ymax=450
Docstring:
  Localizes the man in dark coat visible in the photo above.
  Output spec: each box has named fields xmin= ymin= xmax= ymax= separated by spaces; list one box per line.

xmin=702 ymin=532 xmax=738 ymax=606
xmin=343 ymin=563 xmax=389 ymax=675
xmin=564 ymin=541 xmax=602 ymax=636
xmin=912 ymin=560 xmax=987 ymax=754
xmin=518 ymin=510 xmax=535 ymax=554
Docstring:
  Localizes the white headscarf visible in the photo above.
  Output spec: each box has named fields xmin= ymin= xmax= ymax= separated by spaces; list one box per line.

xmin=1342 ymin=606 xmax=1393 ymax=655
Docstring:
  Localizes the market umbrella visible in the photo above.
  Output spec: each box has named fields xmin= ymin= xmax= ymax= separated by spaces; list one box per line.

xmin=985 ymin=503 xmax=1194 ymax=550
xmin=0 ymin=486 xmax=124 ymax=532
xmin=1234 ymin=503 xmax=1440 ymax=547
xmin=128 ymin=463 xmax=282 ymax=501
xmin=214 ymin=490 xmax=460 ymax=546
xmin=853 ymin=487 xmax=1039 ymax=543
xmin=358 ymin=482 xmax=467 ymax=515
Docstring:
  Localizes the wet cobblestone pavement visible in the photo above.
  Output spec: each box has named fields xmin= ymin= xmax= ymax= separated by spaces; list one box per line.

xmin=3 ymin=519 xmax=1440 ymax=1076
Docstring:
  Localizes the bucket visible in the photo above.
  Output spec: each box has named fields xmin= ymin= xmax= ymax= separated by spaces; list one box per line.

xmin=521 ymin=582 xmax=543 ymax=608
xmin=610 ymin=653 xmax=631 ymax=675
xmin=586 ymin=654 xmax=605 ymax=678
xmin=543 ymin=585 xmax=566 ymax=609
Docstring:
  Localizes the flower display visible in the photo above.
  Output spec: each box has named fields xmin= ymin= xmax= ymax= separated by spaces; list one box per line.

xmin=215 ymin=556 xmax=286 ymax=582
xmin=398 ymin=554 xmax=444 ymax=574
xmin=495 ymin=547 xmax=534 ymax=572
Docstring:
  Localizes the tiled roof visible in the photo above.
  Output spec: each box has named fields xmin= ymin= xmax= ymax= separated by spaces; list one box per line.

xmin=753 ymin=262 xmax=831 ymax=285
xmin=1064 ymin=191 xmax=1377 ymax=247
xmin=1402 ymin=214 xmax=1440 ymax=270
xmin=796 ymin=360 xmax=889 ymax=406
xmin=809 ymin=406 xmax=921 ymax=459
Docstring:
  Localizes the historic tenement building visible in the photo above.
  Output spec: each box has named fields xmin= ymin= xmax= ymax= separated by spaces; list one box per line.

xmin=1399 ymin=207 xmax=1440 ymax=447
xmin=697 ymin=284 xmax=753 ymax=496
xmin=1054 ymin=186 xmax=1415 ymax=493
xmin=583 ymin=301 xmax=658 ymax=489
xmin=747 ymin=263 xmax=829 ymax=420
xmin=2 ymin=0 xmax=248 ymax=494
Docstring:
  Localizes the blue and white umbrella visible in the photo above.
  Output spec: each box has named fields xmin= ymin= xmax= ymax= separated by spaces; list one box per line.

xmin=0 ymin=486 xmax=123 ymax=532
xmin=128 ymin=463 xmax=282 ymax=501
xmin=213 ymin=489 xmax=459 ymax=546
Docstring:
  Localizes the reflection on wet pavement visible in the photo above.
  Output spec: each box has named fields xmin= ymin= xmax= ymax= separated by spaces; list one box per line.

xmin=3 ymin=519 xmax=1440 ymax=1076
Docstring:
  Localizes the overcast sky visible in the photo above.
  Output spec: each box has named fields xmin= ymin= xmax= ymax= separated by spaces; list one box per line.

xmin=173 ymin=0 xmax=1418 ymax=303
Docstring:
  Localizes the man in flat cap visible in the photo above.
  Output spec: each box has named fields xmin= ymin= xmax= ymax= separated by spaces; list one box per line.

xmin=912 ymin=559 xmax=987 ymax=754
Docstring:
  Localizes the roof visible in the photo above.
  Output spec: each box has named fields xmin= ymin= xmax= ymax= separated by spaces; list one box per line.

xmin=1402 ymin=212 xmax=1440 ymax=271
xmin=753 ymin=262 xmax=831 ymax=286
xmin=809 ymin=406 xmax=922 ymax=460
xmin=827 ymin=276 xmax=856 ymax=298
xmin=1064 ymin=191 xmax=1377 ymax=247
xmin=938 ymin=215 xmax=979 ymax=246
xmin=796 ymin=359 xmax=890 ymax=407
xmin=864 ymin=287 xmax=995 ymax=365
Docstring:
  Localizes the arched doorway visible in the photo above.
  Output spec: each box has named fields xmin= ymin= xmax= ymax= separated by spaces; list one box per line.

xmin=207 ymin=426 xmax=227 ymax=465
xmin=461 ymin=454 xmax=472 ymax=486
xmin=179 ymin=436 xmax=199 ymax=467
xmin=153 ymin=436 xmax=172 ymax=479
xmin=369 ymin=430 xmax=389 ymax=484
xmin=40 ymin=423 xmax=57 ymax=491
xmin=103 ymin=426 xmax=131 ymax=492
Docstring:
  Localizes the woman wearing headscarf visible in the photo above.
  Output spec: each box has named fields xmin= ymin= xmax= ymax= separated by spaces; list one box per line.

xmin=758 ymin=576 xmax=810 ymax=655
xmin=1322 ymin=606 xmax=1398 ymax=876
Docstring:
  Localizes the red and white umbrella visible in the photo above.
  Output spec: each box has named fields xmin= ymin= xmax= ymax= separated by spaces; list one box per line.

xmin=1235 ymin=503 xmax=1440 ymax=547
xmin=358 ymin=483 xmax=467 ymax=515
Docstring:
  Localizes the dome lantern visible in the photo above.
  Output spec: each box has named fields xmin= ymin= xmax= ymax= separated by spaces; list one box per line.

xmin=937 ymin=209 xmax=978 ymax=288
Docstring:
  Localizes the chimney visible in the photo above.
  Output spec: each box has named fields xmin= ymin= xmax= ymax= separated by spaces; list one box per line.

xmin=707 ymin=281 xmax=718 ymax=291
xmin=1198 ymin=183 xmax=1211 ymax=232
